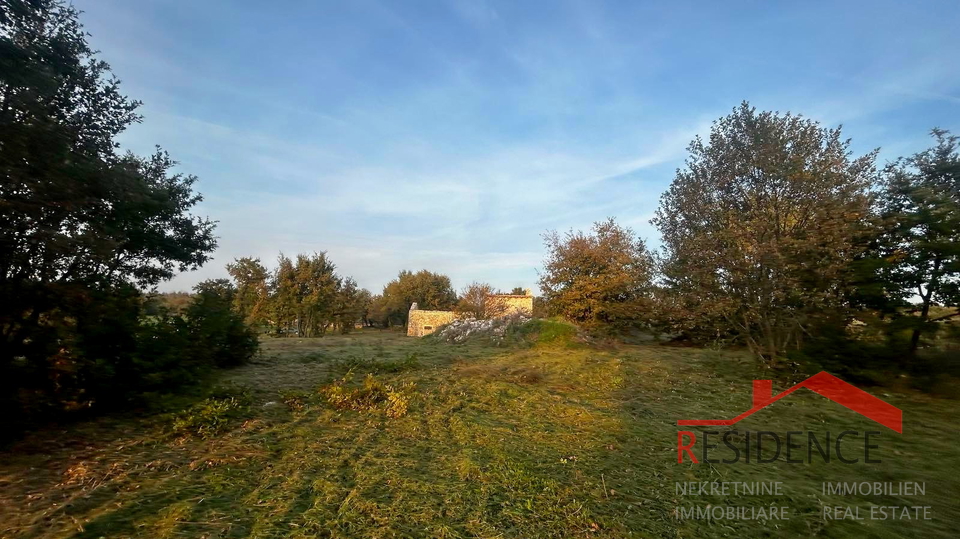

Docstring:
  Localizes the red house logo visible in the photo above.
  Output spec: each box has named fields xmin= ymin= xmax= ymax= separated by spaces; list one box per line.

xmin=677 ymin=372 xmax=902 ymax=433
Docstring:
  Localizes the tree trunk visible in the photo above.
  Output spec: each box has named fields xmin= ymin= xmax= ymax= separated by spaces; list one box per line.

xmin=908 ymin=299 xmax=931 ymax=356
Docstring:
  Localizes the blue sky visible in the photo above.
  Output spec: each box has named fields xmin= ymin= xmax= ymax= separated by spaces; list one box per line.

xmin=75 ymin=0 xmax=960 ymax=294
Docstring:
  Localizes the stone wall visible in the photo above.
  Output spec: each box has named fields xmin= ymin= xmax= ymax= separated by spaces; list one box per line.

xmin=407 ymin=309 xmax=456 ymax=337
xmin=486 ymin=293 xmax=533 ymax=317
xmin=407 ymin=291 xmax=534 ymax=337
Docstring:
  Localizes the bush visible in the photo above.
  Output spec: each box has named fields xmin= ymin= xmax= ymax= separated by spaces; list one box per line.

xmin=539 ymin=219 xmax=654 ymax=333
xmin=787 ymin=328 xmax=901 ymax=387
xmin=787 ymin=319 xmax=960 ymax=395
xmin=4 ymin=280 xmax=259 ymax=437
xmin=187 ymin=280 xmax=260 ymax=368
xmin=170 ymin=386 xmax=252 ymax=438
xmin=319 ymin=374 xmax=416 ymax=418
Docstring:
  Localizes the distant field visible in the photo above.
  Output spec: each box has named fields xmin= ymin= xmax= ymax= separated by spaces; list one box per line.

xmin=1 ymin=328 xmax=958 ymax=538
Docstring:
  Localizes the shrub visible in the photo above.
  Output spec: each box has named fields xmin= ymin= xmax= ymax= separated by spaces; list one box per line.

xmin=539 ymin=218 xmax=654 ymax=333
xmin=279 ymin=389 xmax=310 ymax=412
xmin=384 ymin=383 xmax=415 ymax=418
xmin=171 ymin=387 xmax=252 ymax=438
xmin=187 ymin=280 xmax=260 ymax=368
xmin=4 ymin=280 xmax=260 ymax=438
xmin=787 ymin=319 xmax=960 ymax=395
xmin=318 ymin=374 xmax=416 ymax=417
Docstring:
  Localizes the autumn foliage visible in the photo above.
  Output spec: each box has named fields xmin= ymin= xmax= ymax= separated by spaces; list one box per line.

xmin=539 ymin=218 xmax=654 ymax=332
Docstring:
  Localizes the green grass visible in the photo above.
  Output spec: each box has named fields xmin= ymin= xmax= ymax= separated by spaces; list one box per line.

xmin=169 ymin=386 xmax=253 ymax=439
xmin=508 ymin=317 xmax=579 ymax=345
xmin=1 ymin=328 xmax=958 ymax=537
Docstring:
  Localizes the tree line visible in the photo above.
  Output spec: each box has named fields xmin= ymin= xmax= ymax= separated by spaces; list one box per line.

xmin=226 ymin=254 xmax=370 ymax=337
xmin=539 ymin=103 xmax=959 ymax=375
xmin=223 ymin=257 xmax=535 ymax=333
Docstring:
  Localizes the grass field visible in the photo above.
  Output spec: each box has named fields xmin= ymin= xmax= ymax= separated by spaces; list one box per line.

xmin=1 ymin=326 xmax=958 ymax=538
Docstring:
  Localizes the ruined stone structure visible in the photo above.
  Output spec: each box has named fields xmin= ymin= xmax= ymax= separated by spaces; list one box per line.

xmin=407 ymin=290 xmax=534 ymax=337
xmin=486 ymin=289 xmax=534 ymax=317
xmin=406 ymin=302 xmax=457 ymax=337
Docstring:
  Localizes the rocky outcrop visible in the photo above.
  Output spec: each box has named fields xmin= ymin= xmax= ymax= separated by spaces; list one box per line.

xmin=434 ymin=314 xmax=531 ymax=344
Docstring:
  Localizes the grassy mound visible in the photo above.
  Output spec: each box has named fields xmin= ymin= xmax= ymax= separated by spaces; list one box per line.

xmin=507 ymin=318 xmax=579 ymax=346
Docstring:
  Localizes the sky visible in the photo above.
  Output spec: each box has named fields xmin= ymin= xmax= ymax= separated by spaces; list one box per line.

xmin=74 ymin=0 xmax=960 ymax=294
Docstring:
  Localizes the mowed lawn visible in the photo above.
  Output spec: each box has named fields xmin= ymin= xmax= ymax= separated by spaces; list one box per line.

xmin=1 ymin=329 xmax=958 ymax=538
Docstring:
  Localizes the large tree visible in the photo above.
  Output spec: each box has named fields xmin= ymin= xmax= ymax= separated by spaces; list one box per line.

xmin=366 ymin=294 xmax=390 ymax=327
xmin=268 ymin=252 xmax=340 ymax=337
xmin=271 ymin=254 xmax=299 ymax=335
xmin=332 ymin=277 xmax=371 ymax=333
xmin=539 ymin=218 xmax=653 ymax=331
xmin=380 ymin=270 xmax=457 ymax=326
xmin=293 ymin=252 xmax=340 ymax=337
xmin=652 ymin=103 xmax=876 ymax=361
xmin=877 ymin=129 xmax=960 ymax=354
xmin=226 ymin=257 xmax=271 ymax=326
xmin=0 ymin=0 xmax=216 ymax=415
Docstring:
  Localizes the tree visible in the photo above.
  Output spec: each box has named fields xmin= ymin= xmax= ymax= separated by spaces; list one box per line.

xmin=0 ymin=0 xmax=216 ymax=421
xmin=149 ymin=291 xmax=193 ymax=315
xmin=380 ymin=270 xmax=457 ymax=326
xmin=271 ymin=254 xmax=299 ymax=335
xmin=539 ymin=218 xmax=654 ymax=331
xmin=652 ymin=102 xmax=876 ymax=361
xmin=187 ymin=280 xmax=259 ymax=368
xmin=226 ymin=257 xmax=271 ymax=326
xmin=234 ymin=252 xmax=371 ymax=336
xmin=367 ymin=294 xmax=390 ymax=327
xmin=353 ymin=287 xmax=373 ymax=328
xmin=877 ymin=129 xmax=960 ymax=355
xmin=292 ymin=252 xmax=340 ymax=336
xmin=509 ymin=287 xmax=526 ymax=295
xmin=456 ymin=282 xmax=507 ymax=319
xmin=332 ymin=277 xmax=371 ymax=333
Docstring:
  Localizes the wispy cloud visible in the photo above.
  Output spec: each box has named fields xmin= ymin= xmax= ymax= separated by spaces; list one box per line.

xmin=74 ymin=0 xmax=960 ymax=293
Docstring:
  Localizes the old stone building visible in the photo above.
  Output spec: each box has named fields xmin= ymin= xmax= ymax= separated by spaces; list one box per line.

xmin=485 ymin=289 xmax=534 ymax=317
xmin=407 ymin=290 xmax=534 ymax=337
xmin=406 ymin=303 xmax=457 ymax=337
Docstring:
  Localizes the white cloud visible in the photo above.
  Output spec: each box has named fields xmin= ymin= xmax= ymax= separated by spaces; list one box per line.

xmin=150 ymin=110 xmax=704 ymax=293
xmin=75 ymin=0 xmax=959 ymax=297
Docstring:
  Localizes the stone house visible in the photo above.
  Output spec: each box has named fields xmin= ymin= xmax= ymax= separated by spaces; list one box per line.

xmin=406 ymin=303 xmax=457 ymax=337
xmin=486 ymin=289 xmax=534 ymax=317
xmin=406 ymin=289 xmax=534 ymax=337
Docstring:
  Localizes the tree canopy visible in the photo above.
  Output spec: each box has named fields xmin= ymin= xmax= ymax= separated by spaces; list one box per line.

xmin=225 ymin=252 xmax=372 ymax=336
xmin=376 ymin=270 xmax=457 ymax=326
xmin=0 ymin=0 xmax=222 ymax=426
xmin=539 ymin=218 xmax=653 ymax=332
xmin=226 ymin=257 xmax=271 ymax=325
xmin=652 ymin=103 xmax=876 ymax=360
xmin=876 ymin=129 xmax=960 ymax=353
